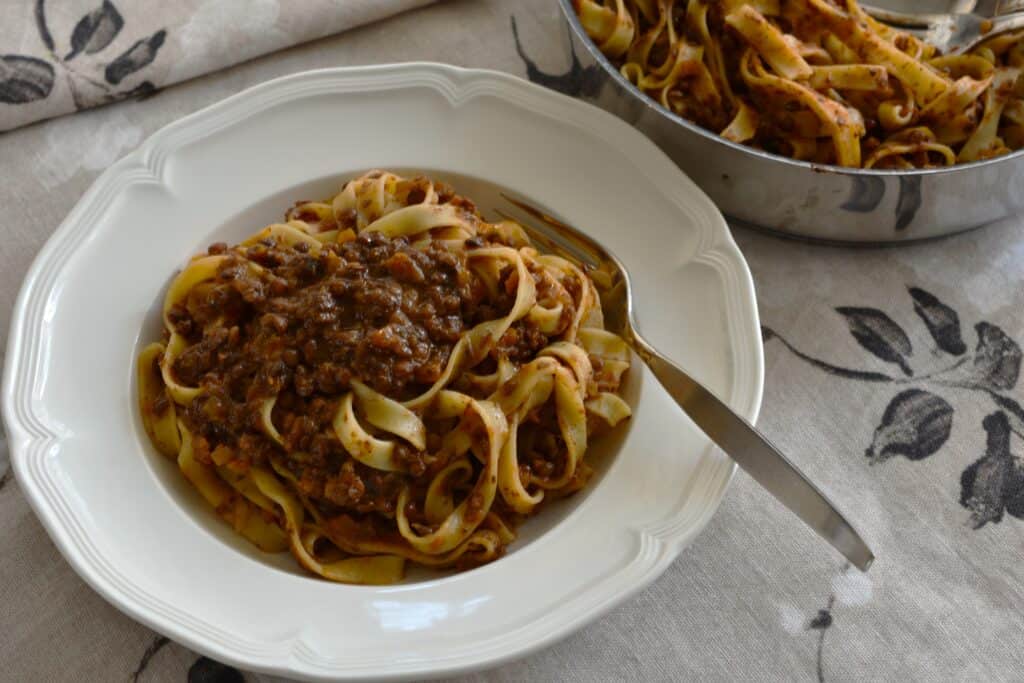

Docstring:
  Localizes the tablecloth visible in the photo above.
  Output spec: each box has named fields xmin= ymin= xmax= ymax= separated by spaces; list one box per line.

xmin=0 ymin=0 xmax=437 ymax=132
xmin=2 ymin=0 xmax=1024 ymax=681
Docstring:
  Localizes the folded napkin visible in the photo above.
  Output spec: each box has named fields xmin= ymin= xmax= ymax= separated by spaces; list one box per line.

xmin=0 ymin=0 xmax=436 ymax=132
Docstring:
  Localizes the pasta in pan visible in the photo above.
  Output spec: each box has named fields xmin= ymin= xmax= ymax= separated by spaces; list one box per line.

xmin=574 ymin=0 xmax=1024 ymax=168
xmin=137 ymin=171 xmax=632 ymax=584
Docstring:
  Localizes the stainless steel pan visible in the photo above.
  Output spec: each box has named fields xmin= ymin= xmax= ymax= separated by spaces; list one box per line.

xmin=554 ymin=0 xmax=1024 ymax=243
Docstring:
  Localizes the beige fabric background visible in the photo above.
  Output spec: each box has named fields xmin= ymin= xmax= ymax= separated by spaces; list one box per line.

xmin=3 ymin=1 xmax=1024 ymax=681
xmin=0 ymin=0 xmax=437 ymax=132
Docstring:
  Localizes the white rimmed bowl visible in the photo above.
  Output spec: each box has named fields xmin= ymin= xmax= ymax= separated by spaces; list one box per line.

xmin=2 ymin=63 xmax=762 ymax=681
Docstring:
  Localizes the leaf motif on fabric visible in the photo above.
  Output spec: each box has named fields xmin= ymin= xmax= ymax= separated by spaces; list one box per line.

xmin=104 ymin=29 xmax=165 ymax=85
xmin=866 ymin=389 xmax=952 ymax=463
xmin=959 ymin=412 xmax=1024 ymax=528
xmin=0 ymin=55 xmax=55 ymax=104
xmin=970 ymin=322 xmax=1022 ymax=391
xmin=66 ymin=0 xmax=124 ymax=60
xmin=836 ymin=307 xmax=913 ymax=376
xmin=187 ymin=656 xmax=245 ymax=683
xmin=130 ymin=634 xmax=169 ymax=682
xmin=766 ymin=291 xmax=1024 ymax=531
xmin=1007 ymin=477 xmax=1024 ymax=519
xmin=35 ymin=0 xmax=55 ymax=52
xmin=908 ymin=287 xmax=966 ymax=356
xmin=988 ymin=393 xmax=1024 ymax=439
xmin=808 ymin=609 xmax=833 ymax=630
xmin=120 ymin=80 xmax=157 ymax=101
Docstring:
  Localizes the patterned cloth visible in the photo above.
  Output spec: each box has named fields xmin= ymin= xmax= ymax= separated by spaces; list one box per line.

xmin=2 ymin=0 xmax=1024 ymax=681
xmin=0 ymin=0 xmax=436 ymax=132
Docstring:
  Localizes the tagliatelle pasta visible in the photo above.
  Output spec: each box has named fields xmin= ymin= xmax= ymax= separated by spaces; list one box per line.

xmin=137 ymin=171 xmax=632 ymax=584
xmin=574 ymin=0 xmax=1024 ymax=167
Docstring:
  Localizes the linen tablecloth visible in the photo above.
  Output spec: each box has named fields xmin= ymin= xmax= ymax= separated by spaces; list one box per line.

xmin=3 ymin=0 xmax=1024 ymax=680
xmin=0 ymin=0 xmax=437 ymax=132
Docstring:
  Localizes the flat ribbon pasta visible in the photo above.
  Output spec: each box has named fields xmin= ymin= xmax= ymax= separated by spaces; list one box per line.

xmin=137 ymin=170 xmax=633 ymax=584
xmin=576 ymin=0 xmax=1024 ymax=167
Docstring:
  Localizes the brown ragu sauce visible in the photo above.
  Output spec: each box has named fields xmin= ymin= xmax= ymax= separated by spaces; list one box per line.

xmin=166 ymin=182 xmax=578 ymax=519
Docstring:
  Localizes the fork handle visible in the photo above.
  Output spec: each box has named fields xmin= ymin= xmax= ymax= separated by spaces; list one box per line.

xmin=629 ymin=332 xmax=875 ymax=571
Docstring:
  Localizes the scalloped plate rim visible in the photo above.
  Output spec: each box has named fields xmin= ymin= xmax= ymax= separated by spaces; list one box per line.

xmin=1 ymin=62 xmax=763 ymax=681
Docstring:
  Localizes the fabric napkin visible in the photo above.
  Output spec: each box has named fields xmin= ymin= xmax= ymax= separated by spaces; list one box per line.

xmin=0 ymin=0 xmax=437 ymax=133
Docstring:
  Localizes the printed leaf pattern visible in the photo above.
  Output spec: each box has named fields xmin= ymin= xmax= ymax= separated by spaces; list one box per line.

xmin=866 ymin=389 xmax=953 ymax=463
xmin=132 ymin=639 xmax=246 ymax=683
xmin=66 ymin=1 xmax=124 ymax=60
xmin=0 ymin=55 xmax=55 ymax=104
xmin=188 ymin=656 xmax=245 ymax=683
xmin=836 ymin=307 xmax=913 ymax=376
xmin=765 ymin=286 xmax=1024 ymax=530
xmin=909 ymin=287 xmax=966 ymax=356
xmin=989 ymin=393 xmax=1024 ymax=440
xmin=5 ymin=2 xmax=166 ymax=115
xmin=959 ymin=412 xmax=1024 ymax=528
xmin=119 ymin=79 xmax=156 ymax=100
xmin=761 ymin=325 xmax=894 ymax=382
xmin=131 ymin=635 xmax=168 ymax=681
xmin=34 ymin=0 xmax=55 ymax=51
xmin=971 ymin=322 xmax=1022 ymax=391
xmin=809 ymin=609 xmax=833 ymax=629
xmin=0 ymin=421 xmax=10 ymax=493
xmin=105 ymin=29 xmax=165 ymax=85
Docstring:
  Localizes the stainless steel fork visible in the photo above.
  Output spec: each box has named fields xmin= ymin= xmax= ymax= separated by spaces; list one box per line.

xmin=862 ymin=1 xmax=1024 ymax=54
xmin=500 ymin=195 xmax=875 ymax=572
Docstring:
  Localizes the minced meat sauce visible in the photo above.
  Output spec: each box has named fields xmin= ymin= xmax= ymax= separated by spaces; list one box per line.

xmin=166 ymin=199 xmax=577 ymax=523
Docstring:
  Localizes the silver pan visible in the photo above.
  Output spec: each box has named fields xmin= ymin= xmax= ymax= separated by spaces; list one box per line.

xmin=554 ymin=0 xmax=1024 ymax=243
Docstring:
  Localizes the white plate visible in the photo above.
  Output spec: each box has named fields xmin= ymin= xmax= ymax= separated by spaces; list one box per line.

xmin=2 ymin=63 xmax=762 ymax=681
